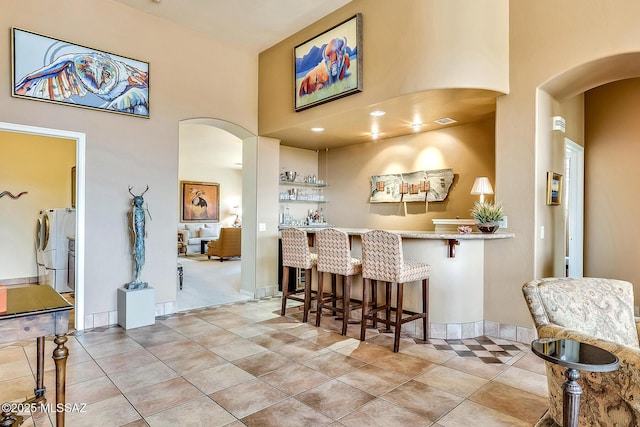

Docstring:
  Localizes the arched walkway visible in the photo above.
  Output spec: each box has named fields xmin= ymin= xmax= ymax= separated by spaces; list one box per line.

xmin=178 ymin=118 xmax=258 ymax=306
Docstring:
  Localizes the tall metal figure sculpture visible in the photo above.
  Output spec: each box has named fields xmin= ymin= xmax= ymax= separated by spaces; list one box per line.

xmin=127 ymin=185 xmax=151 ymax=289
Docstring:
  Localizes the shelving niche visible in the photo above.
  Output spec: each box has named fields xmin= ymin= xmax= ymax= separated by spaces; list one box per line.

xmin=279 ymin=180 xmax=328 ymax=203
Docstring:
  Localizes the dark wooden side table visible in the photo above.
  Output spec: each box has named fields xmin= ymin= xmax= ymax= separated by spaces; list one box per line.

xmin=531 ymin=338 xmax=619 ymax=427
xmin=200 ymin=239 xmax=210 ymax=254
xmin=0 ymin=285 xmax=73 ymax=427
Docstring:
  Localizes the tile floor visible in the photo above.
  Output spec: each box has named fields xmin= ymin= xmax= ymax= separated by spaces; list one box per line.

xmin=0 ymin=298 xmax=549 ymax=426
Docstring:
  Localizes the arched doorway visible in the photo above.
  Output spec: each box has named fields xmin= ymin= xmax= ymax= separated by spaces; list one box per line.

xmin=535 ymin=53 xmax=640 ymax=280
xmin=177 ymin=118 xmax=253 ymax=310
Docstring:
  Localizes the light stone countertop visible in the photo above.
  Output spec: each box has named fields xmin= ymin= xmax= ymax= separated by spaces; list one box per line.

xmin=289 ymin=227 xmax=514 ymax=240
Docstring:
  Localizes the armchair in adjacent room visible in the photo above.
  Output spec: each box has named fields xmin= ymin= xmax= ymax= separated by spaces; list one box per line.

xmin=177 ymin=232 xmax=187 ymax=256
xmin=207 ymin=227 xmax=241 ymax=261
xmin=522 ymin=277 xmax=640 ymax=426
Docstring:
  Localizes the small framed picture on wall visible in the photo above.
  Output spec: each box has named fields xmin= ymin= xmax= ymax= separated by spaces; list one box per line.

xmin=546 ymin=171 xmax=563 ymax=205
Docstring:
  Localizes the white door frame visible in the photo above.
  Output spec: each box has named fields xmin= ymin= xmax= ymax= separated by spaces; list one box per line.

xmin=0 ymin=121 xmax=85 ymax=330
xmin=565 ymin=138 xmax=584 ymax=277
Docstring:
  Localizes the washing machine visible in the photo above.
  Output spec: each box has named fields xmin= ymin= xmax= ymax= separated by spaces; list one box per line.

xmin=36 ymin=208 xmax=76 ymax=292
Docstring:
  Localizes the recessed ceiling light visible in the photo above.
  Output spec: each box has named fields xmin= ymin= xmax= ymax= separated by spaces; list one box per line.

xmin=311 ymin=127 xmax=324 ymax=132
xmin=369 ymin=110 xmax=386 ymax=117
xmin=412 ymin=123 xmax=422 ymax=131
xmin=434 ymin=117 xmax=457 ymax=125
xmin=371 ymin=131 xmax=380 ymax=139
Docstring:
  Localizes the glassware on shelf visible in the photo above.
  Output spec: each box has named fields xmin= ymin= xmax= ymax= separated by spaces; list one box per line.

xmin=284 ymin=206 xmax=291 ymax=225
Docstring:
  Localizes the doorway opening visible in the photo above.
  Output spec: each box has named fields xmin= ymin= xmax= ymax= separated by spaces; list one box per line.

xmin=177 ymin=118 xmax=251 ymax=310
xmin=0 ymin=121 xmax=85 ymax=330
xmin=564 ymin=138 xmax=584 ymax=277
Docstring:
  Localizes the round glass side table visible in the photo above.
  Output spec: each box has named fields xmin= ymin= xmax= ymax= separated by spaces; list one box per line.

xmin=531 ymin=338 xmax=619 ymax=427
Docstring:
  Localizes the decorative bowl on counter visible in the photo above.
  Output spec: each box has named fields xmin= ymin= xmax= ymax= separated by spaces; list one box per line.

xmin=476 ymin=223 xmax=499 ymax=233
xmin=457 ymin=226 xmax=473 ymax=234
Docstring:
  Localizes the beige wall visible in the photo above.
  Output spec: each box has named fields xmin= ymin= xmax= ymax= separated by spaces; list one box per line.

xmin=492 ymin=0 xmax=640 ymax=327
xmin=259 ymin=0 xmax=508 ymax=135
xmin=251 ymin=137 xmax=281 ymax=296
xmin=584 ymin=78 xmax=640 ymax=296
xmin=322 ymin=118 xmax=495 ymax=230
xmin=0 ymin=132 xmax=75 ymax=281
xmin=1 ymin=0 xmax=258 ymax=321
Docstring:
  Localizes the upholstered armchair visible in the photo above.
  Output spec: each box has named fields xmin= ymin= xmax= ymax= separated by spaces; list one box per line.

xmin=207 ymin=227 xmax=241 ymax=261
xmin=522 ymin=277 xmax=640 ymax=426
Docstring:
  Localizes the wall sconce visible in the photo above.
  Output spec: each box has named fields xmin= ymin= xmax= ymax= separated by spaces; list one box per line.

xmin=470 ymin=177 xmax=494 ymax=203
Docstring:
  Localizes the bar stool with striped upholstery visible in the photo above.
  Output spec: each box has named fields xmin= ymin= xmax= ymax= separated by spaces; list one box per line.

xmin=280 ymin=228 xmax=317 ymax=323
xmin=315 ymin=228 xmax=363 ymax=335
xmin=360 ymin=229 xmax=430 ymax=352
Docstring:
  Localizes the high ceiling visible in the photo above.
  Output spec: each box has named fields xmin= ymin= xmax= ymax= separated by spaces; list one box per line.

xmin=112 ymin=0 xmax=352 ymax=53
xmin=114 ymin=0 xmax=498 ymax=150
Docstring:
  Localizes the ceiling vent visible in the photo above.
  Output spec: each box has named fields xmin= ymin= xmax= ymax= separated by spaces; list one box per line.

xmin=434 ymin=117 xmax=457 ymax=125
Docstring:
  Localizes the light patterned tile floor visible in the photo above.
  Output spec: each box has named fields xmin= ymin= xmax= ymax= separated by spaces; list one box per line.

xmin=0 ymin=298 xmax=549 ymax=426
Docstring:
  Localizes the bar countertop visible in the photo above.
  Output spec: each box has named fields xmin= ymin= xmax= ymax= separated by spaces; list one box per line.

xmin=286 ymin=226 xmax=515 ymax=240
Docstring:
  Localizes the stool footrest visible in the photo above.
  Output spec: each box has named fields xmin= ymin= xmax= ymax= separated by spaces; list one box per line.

xmin=317 ymin=297 xmax=363 ymax=311
xmin=363 ymin=308 xmax=427 ymax=328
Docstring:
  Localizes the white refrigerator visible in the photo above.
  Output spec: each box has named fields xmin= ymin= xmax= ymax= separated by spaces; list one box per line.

xmin=36 ymin=208 xmax=76 ymax=293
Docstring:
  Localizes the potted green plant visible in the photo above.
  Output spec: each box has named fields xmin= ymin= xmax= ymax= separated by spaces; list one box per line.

xmin=470 ymin=201 xmax=504 ymax=233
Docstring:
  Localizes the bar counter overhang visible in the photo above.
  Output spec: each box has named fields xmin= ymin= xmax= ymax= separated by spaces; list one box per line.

xmin=280 ymin=227 xmax=515 ymax=339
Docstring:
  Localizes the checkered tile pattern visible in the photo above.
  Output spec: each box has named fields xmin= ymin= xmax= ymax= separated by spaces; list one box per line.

xmin=419 ymin=336 xmax=528 ymax=364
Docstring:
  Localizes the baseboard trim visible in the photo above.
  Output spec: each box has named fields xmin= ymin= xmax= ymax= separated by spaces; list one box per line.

xmin=81 ymin=295 xmax=537 ymax=345
xmin=1 ymin=276 xmax=38 ymax=285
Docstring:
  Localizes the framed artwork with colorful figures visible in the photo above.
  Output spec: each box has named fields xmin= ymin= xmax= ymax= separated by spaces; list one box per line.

xmin=181 ymin=181 xmax=220 ymax=222
xmin=294 ymin=14 xmax=362 ymax=111
xmin=11 ymin=27 xmax=149 ymax=118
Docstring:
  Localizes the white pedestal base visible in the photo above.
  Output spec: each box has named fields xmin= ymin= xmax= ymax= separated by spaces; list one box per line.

xmin=117 ymin=286 xmax=156 ymax=329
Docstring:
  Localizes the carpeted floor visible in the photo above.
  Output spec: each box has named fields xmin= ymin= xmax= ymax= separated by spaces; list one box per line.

xmin=176 ymin=255 xmax=250 ymax=311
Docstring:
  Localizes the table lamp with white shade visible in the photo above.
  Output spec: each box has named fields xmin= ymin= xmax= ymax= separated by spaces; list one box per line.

xmin=470 ymin=177 xmax=494 ymax=203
